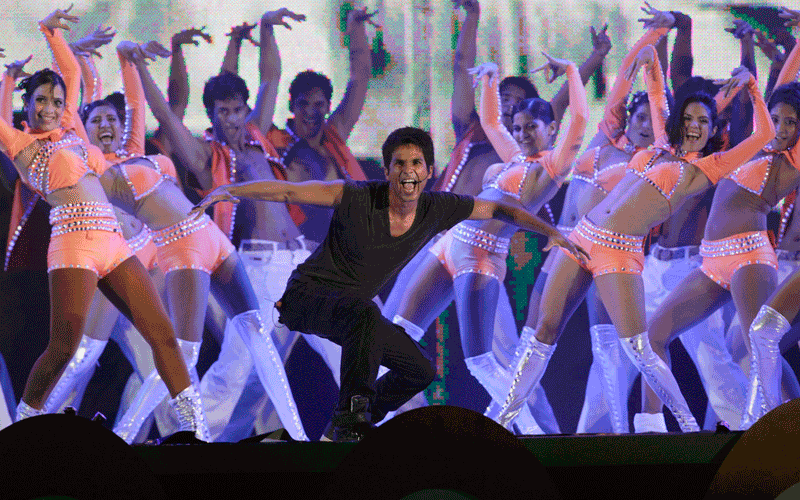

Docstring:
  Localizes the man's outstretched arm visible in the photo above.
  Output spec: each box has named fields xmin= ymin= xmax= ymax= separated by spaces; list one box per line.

xmin=192 ymin=178 xmax=345 ymax=215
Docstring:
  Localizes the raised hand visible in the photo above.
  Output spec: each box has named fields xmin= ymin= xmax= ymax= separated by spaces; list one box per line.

xmin=345 ymin=7 xmax=380 ymax=35
xmin=625 ymin=44 xmax=656 ymax=81
xmin=638 ymin=1 xmax=675 ymax=30
xmin=70 ymin=25 xmax=116 ymax=58
xmin=714 ymin=66 xmax=751 ymax=98
xmin=452 ymin=0 xmax=479 ymax=15
xmin=140 ymin=41 xmax=171 ymax=60
xmin=754 ymin=31 xmax=786 ymax=64
xmin=725 ymin=19 xmax=755 ymax=40
xmin=590 ymin=24 xmax=612 ymax=56
xmin=190 ymin=186 xmax=239 ymax=219
xmin=172 ymin=26 xmax=213 ymax=47
xmin=262 ymin=8 xmax=306 ymax=30
xmin=5 ymin=55 xmax=33 ymax=79
xmin=467 ymin=62 xmax=499 ymax=88
xmin=226 ymin=22 xmax=258 ymax=46
xmin=41 ymin=5 xmax=80 ymax=32
xmin=531 ymin=52 xmax=572 ymax=84
xmin=779 ymin=7 xmax=800 ymax=28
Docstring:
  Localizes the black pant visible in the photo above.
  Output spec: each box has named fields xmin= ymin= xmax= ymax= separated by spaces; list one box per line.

xmin=278 ymin=282 xmax=435 ymax=422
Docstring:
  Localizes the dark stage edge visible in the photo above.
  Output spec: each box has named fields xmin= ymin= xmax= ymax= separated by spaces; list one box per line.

xmin=136 ymin=431 xmax=740 ymax=500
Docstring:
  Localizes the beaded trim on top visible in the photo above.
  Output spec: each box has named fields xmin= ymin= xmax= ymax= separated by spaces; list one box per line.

xmin=152 ymin=214 xmax=211 ymax=247
xmin=28 ymin=132 xmax=86 ymax=195
xmin=444 ymin=142 xmax=474 ymax=193
xmin=451 ymin=222 xmax=511 ymax=255
xmin=49 ymin=201 xmax=121 ymax=237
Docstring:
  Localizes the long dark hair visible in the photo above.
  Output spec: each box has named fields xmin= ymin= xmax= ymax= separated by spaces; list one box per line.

xmin=666 ymin=91 xmax=723 ymax=156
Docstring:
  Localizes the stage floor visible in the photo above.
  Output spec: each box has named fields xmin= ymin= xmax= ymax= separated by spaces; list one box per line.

xmin=136 ymin=431 xmax=741 ymax=500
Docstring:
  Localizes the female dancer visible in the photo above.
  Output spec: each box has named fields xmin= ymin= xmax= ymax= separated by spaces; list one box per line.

xmin=0 ymin=8 xmax=207 ymax=439
xmin=640 ymin=10 xmax=800 ymax=432
xmin=60 ymin=38 xmax=307 ymax=442
xmin=389 ymin=52 xmax=587 ymax=433
xmin=490 ymin=40 xmax=774 ymax=433
xmin=720 ymin=6 xmax=800 ymax=428
xmin=545 ymin=21 xmax=666 ymax=434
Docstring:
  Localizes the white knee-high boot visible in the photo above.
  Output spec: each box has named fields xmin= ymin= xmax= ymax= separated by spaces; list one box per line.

xmin=43 ymin=336 xmax=108 ymax=414
xmin=465 ymin=352 xmax=544 ymax=434
xmin=232 ymin=310 xmax=308 ymax=441
xmin=620 ymin=332 xmax=699 ymax=433
xmin=15 ymin=400 xmax=44 ymax=422
xmin=114 ymin=339 xmax=202 ymax=444
xmin=485 ymin=327 xmax=555 ymax=431
xmin=590 ymin=324 xmax=633 ymax=433
xmin=169 ymin=384 xmax=210 ymax=441
xmin=742 ymin=305 xmax=791 ymax=429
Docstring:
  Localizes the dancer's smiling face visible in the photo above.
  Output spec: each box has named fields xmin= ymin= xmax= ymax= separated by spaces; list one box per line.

xmin=680 ymin=101 xmax=716 ymax=153
xmin=770 ymin=101 xmax=799 ymax=151
xmin=512 ymin=110 xmax=555 ymax=157
xmin=626 ymin=102 xmax=654 ymax=150
xmin=384 ymin=143 xmax=432 ymax=204
xmin=85 ymin=104 xmax=123 ymax=154
xmin=27 ymin=83 xmax=66 ymax=132
xmin=290 ymin=87 xmax=330 ymax=140
xmin=212 ymin=95 xmax=249 ymax=145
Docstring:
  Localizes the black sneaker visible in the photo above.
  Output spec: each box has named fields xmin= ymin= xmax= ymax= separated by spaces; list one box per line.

xmin=320 ymin=396 xmax=376 ymax=442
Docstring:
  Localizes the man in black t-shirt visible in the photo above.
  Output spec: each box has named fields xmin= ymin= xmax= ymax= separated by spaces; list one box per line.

xmin=194 ymin=127 xmax=586 ymax=441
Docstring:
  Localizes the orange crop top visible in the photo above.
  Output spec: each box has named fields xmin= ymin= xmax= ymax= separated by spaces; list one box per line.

xmin=482 ymin=151 xmax=543 ymax=200
xmin=627 ymin=50 xmax=774 ymax=201
xmin=118 ymin=155 xmax=178 ymax=201
xmin=478 ymin=63 xmax=588 ymax=187
xmin=0 ymin=26 xmax=107 ymax=197
xmin=572 ymin=147 xmax=629 ymax=195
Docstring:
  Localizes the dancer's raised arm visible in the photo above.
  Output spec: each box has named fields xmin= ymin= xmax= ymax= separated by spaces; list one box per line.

xmin=249 ymin=8 xmax=305 ymax=137
xmin=550 ymin=24 xmax=611 ymax=125
xmin=169 ymin=26 xmax=211 ymax=119
xmin=328 ymin=7 xmax=375 ymax=141
xmin=451 ymin=0 xmax=480 ymax=139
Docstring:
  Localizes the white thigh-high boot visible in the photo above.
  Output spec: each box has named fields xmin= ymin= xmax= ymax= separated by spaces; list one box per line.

xmin=589 ymin=324 xmax=634 ymax=433
xmin=485 ymin=327 xmax=556 ymax=430
xmin=199 ymin=319 xmax=254 ymax=442
xmin=114 ymin=339 xmax=202 ymax=444
xmin=43 ymin=336 xmax=107 ymax=414
xmin=620 ymin=332 xmax=700 ymax=433
xmin=678 ymin=308 xmax=747 ymax=430
xmin=465 ymin=352 xmax=544 ymax=435
xmin=742 ymin=305 xmax=791 ymax=429
xmin=169 ymin=384 xmax=210 ymax=441
xmin=232 ymin=310 xmax=308 ymax=441
xmin=15 ymin=400 xmax=44 ymax=421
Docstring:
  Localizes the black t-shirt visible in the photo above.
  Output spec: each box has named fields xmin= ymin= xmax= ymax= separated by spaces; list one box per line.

xmin=289 ymin=180 xmax=474 ymax=299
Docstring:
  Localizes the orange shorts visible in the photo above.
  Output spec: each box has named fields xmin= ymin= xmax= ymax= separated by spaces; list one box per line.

xmin=153 ymin=214 xmax=234 ymax=274
xmin=47 ymin=202 xmax=134 ymax=277
xmin=126 ymin=225 xmax=158 ymax=271
xmin=429 ymin=224 xmax=509 ymax=281
xmin=700 ymin=231 xmax=777 ymax=290
xmin=560 ymin=217 xmax=645 ymax=277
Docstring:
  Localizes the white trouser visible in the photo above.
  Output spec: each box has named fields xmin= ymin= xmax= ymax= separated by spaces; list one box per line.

xmin=200 ymin=238 xmax=341 ymax=441
xmin=0 ymin=353 xmax=13 ymax=429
